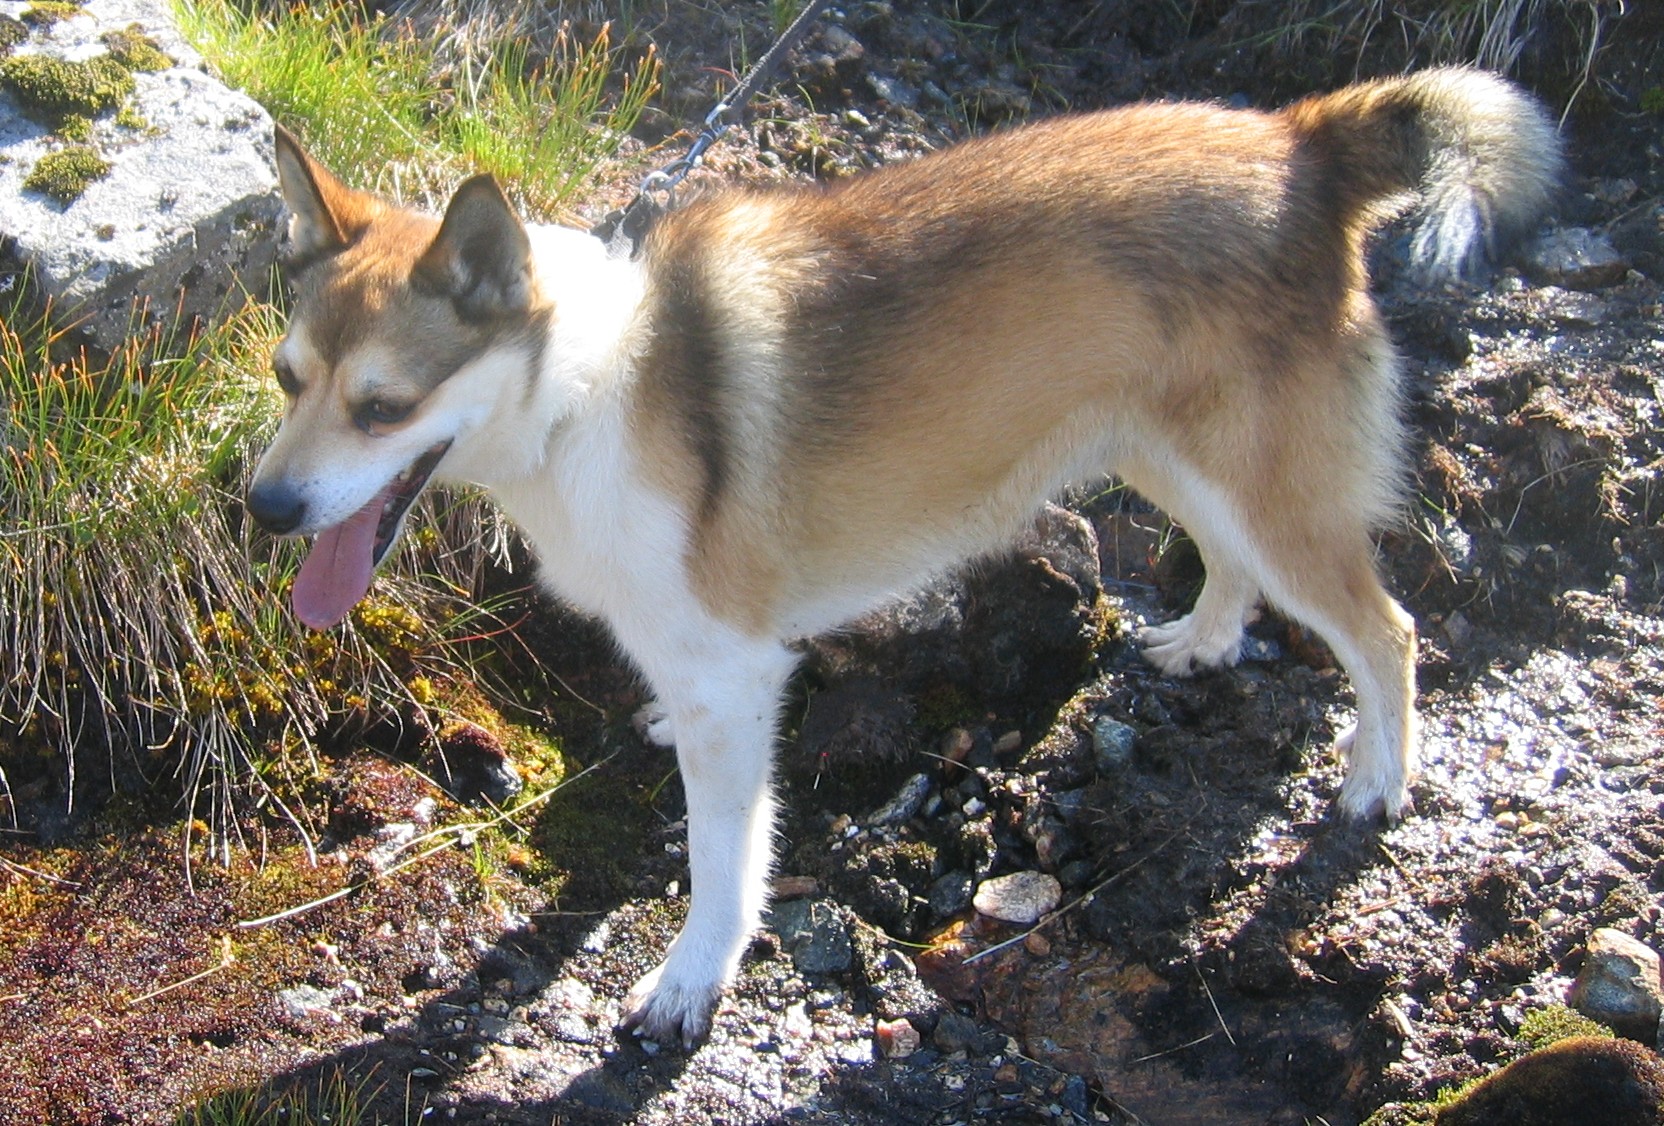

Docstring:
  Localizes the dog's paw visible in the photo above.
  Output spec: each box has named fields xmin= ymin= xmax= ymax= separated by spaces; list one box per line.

xmin=631 ymin=702 xmax=676 ymax=748
xmin=1332 ymin=725 xmax=1412 ymax=825
xmin=1140 ymin=615 xmax=1244 ymax=677
xmin=618 ymin=961 xmax=721 ymax=1050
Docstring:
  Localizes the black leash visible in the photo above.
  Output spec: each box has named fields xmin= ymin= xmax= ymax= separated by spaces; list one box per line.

xmin=591 ymin=0 xmax=834 ymax=258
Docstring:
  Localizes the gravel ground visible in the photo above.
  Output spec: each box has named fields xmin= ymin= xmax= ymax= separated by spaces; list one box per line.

xmin=2 ymin=2 xmax=1662 ymax=1123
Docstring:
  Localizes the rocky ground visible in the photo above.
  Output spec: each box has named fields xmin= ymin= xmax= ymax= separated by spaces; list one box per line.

xmin=3 ymin=1 xmax=1664 ymax=1123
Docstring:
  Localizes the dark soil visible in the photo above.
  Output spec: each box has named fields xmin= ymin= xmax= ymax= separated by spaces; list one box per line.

xmin=3 ymin=1 xmax=1663 ymax=1123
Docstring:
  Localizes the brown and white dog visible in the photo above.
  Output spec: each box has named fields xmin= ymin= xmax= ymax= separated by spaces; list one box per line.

xmin=246 ymin=68 xmax=1562 ymax=1045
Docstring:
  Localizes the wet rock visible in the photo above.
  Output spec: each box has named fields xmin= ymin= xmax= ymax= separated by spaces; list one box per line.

xmin=1570 ymin=928 xmax=1664 ymax=1042
xmin=866 ymin=71 xmax=917 ymax=108
xmin=1612 ymin=201 xmax=1663 ymax=279
xmin=1238 ymin=635 xmax=1284 ymax=663
xmin=928 ymin=870 xmax=975 ymax=920
xmin=768 ymin=898 xmax=854 ymax=975
xmin=1523 ymin=227 xmax=1628 ymax=290
xmin=531 ymin=978 xmax=597 ymax=1045
xmin=933 ymin=1009 xmax=997 ymax=1055
xmin=868 ymin=772 xmax=933 ymax=826
xmin=1092 ymin=715 xmax=1138 ymax=772
xmin=972 ymin=871 xmax=1061 ymax=925
xmin=1433 ymin=1036 xmax=1664 ymax=1126
xmin=1537 ymin=286 xmax=1611 ymax=327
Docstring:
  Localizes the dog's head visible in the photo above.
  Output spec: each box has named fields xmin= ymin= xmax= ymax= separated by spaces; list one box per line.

xmin=248 ymin=126 xmax=546 ymax=629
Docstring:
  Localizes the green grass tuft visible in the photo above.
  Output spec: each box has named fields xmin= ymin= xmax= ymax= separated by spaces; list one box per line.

xmin=176 ymin=1066 xmax=386 ymax=1126
xmin=174 ymin=0 xmax=658 ymax=217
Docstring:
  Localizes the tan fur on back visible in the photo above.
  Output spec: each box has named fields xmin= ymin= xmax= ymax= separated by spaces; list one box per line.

xmin=632 ymin=101 xmax=1402 ymax=633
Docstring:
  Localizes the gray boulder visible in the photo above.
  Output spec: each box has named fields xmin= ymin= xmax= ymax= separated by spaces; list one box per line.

xmin=0 ymin=0 xmax=281 ymax=353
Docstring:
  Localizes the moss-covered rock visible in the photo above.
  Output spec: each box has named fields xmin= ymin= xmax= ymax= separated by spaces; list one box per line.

xmin=113 ymin=102 xmax=148 ymax=131
xmin=1517 ymin=1002 xmax=1616 ymax=1050
xmin=101 ymin=25 xmax=170 ymax=72
xmin=22 ymin=145 xmax=109 ymax=203
xmin=20 ymin=2 xmax=83 ymax=30
xmin=55 ymin=112 xmax=92 ymax=142
xmin=0 ymin=52 xmax=133 ymax=118
xmin=1434 ymin=1036 xmax=1664 ymax=1125
xmin=0 ymin=15 xmax=27 ymax=58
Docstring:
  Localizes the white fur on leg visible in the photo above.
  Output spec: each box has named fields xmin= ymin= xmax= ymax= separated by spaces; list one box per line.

xmin=615 ymin=632 xmax=795 ymax=1047
xmin=1140 ymin=568 xmax=1258 ymax=676
xmin=1331 ymin=717 xmax=1416 ymax=824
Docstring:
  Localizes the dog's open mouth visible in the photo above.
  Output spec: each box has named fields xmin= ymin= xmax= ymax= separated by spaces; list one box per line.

xmin=291 ymin=440 xmax=451 ymax=631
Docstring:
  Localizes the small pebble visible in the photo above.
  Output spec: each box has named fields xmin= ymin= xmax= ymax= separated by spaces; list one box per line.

xmin=771 ymin=875 xmax=820 ymax=899
xmin=941 ymin=728 xmax=974 ymax=768
xmin=973 ymin=871 xmax=1062 ymax=925
xmin=875 ymin=1017 xmax=921 ymax=1058
xmin=1092 ymin=716 xmax=1138 ymax=772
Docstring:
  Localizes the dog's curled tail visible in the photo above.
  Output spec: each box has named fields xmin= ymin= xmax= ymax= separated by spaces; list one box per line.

xmin=1286 ymin=67 xmax=1564 ymax=280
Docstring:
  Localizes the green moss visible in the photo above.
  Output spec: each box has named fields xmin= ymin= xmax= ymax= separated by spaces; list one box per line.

xmin=20 ymin=2 xmax=83 ymax=29
xmin=22 ymin=145 xmax=110 ymax=203
xmin=1359 ymin=1105 xmax=1439 ymax=1126
xmin=0 ymin=16 xmax=26 ymax=57
xmin=102 ymin=25 xmax=171 ymax=72
xmin=1641 ymin=87 xmax=1664 ymax=116
xmin=114 ymin=103 xmax=148 ymax=131
xmin=1516 ymin=1003 xmax=1614 ymax=1050
xmin=0 ymin=53 xmax=134 ymax=118
xmin=56 ymin=112 xmax=91 ymax=141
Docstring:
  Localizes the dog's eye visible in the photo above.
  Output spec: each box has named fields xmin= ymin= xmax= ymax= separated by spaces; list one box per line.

xmin=272 ymin=358 xmax=300 ymax=397
xmin=356 ymin=399 xmax=414 ymax=429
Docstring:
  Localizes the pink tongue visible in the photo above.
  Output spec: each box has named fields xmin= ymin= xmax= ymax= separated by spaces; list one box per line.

xmin=291 ymin=489 xmax=389 ymax=630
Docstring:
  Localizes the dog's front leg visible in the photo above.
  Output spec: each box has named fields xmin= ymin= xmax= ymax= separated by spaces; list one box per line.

xmin=619 ymin=637 xmax=796 ymax=1048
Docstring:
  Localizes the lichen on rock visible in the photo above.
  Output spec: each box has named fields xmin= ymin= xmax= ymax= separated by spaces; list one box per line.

xmin=23 ymin=145 xmax=110 ymax=203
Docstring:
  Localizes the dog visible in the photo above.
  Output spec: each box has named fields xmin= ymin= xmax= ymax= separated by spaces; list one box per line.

xmin=246 ymin=67 xmax=1562 ymax=1046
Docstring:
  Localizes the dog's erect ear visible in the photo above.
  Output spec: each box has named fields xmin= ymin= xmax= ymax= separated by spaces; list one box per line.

xmin=412 ymin=174 xmax=535 ymax=322
xmin=273 ymin=124 xmax=381 ymax=265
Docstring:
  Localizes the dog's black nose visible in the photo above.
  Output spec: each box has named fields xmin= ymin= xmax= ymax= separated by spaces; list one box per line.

xmin=245 ymin=482 xmax=307 ymax=535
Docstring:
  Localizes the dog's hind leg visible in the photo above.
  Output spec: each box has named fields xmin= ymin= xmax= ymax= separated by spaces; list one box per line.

xmin=1253 ymin=539 xmax=1418 ymax=821
xmin=1124 ymin=445 xmax=1416 ymax=821
xmin=617 ymin=626 xmax=798 ymax=1047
